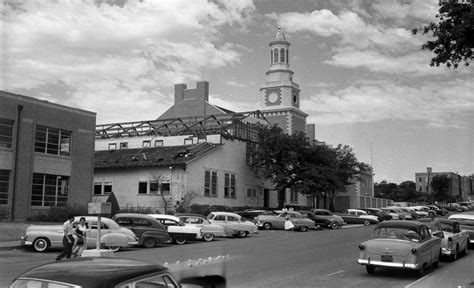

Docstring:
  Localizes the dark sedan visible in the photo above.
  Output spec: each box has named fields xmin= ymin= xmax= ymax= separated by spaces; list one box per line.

xmin=309 ymin=209 xmax=345 ymax=229
xmin=112 ymin=213 xmax=170 ymax=248
xmin=10 ymin=257 xmax=225 ymax=288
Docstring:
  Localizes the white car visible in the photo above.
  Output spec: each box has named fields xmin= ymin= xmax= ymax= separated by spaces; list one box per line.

xmin=207 ymin=211 xmax=258 ymax=238
xmin=148 ymin=214 xmax=202 ymax=244
xmin=20 ymin=216 xmax=138 ymax=252
xmin=175 ymin=213 xmax=226 ymax=241
xmin=449 ymin=214 xmax=474 ymax=246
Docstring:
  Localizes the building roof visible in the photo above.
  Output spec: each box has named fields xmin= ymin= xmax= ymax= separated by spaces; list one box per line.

xmin=94 ymin=142 xmax=221 ymax=169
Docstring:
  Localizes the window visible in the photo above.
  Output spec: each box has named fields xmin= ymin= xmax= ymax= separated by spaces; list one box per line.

xmin=184 ymin=138 xmax=193 ymax=145
xmin=224 ymin=173 xmax=236 ymax=198
xmin=108 ymin=143 xmax=116 ymax=150
xmin=154 ymin=140 xmax=163 ymax=147
xmin=161 ymin=183 xmax=170 ymax=194
xmin=134 ymin=218 xmax=152 ymax=226
xmin=247 ymin=188 xmax=257 ymax=198
xmin=142 ymin=140 xmax=151 ymax=148
xmin=103 ymin=182 xmax=112 ymax=194
xmin=290 ymin=189 xmax=298 ymax=203
xmin=34 ymin=125 xmax=72 ymax=156
xmin=150 ymin=180 xmax=159 ymax=194
xmin=0 ymin=169 xmax=10 ymax=205
xmin=94 ymin=182 xmax=102 ymax=195
xmin=138 ymin=181 xmax=148 ymax=194
xmin=227 ymin=216 xmax=238 ymax=222
xmin=0 ymin=118 xmax=14 ymax=149
xmin=280 ymin=48 xmax=285 ymax=62
xmin=273 ymin=49 xmax=278 ymax=63
xmin=120 ymin=142 xmax=128 ymax=149
xmin=115 ymin=218 xmax=132 ymax=225
xmin=204 ymin=170 xmax=217 ymax=197
xmin=419 ymin=177 xmax=422 ymax=182
xmin=31 ymin=173 xmax=69 ymax=207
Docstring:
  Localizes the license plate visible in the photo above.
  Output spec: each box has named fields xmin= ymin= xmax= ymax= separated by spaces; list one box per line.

xmin=381 ymin=255 xmax=393 ymax=262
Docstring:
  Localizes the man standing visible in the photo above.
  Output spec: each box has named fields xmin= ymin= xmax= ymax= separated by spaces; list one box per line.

xmin=56 ymin=214 xmax=75 ymax=261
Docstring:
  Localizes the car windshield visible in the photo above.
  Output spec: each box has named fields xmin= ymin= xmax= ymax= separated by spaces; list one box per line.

xmin=372 ymin=227 xmax=420 ymax=242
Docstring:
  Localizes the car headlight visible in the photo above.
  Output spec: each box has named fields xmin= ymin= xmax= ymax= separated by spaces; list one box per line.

xmin=358 ymin=244 xmax=365 ymax=250
xmin=411 ymin=248 xmax=417 ymax=254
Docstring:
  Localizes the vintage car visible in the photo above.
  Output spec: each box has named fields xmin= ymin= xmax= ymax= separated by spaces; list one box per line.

xmin=357 ymin=221 xmax=441 ymax=276
xmin=10 ymin=257 xmax=226 ymax=288
xmin=255 ymin=210 xmax=317 ymax=231
xmin=175 ymin=213 xmax=226 ymax=241
xmin=341 ymin=209 xmax=379 ymax=226
xmin=20 ymin=216 xmax=138 ymax=252
xmin=310 ymin=209 xmax=345 ymax=229
xmin=449 ymin=214 xmax=474 ymax=247
xmin=361 ymin=208 xmax=392 ymax=222
xmin=418 ymin=218 xmax=469 ymax=261
xmin=148 ymin=214 xmax=203 ymax=244
xmin=233 ymin=209 xmax=274 ymax=224
xmin=112 ymin=213 xmax=170 ymax=248
xmin=207 ymin=211 xmax=258 ymax=237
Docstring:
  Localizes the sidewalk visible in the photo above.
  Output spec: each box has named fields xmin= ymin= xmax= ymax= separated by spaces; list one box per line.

xmin=405 ymin=253 xmax=474 ymax=288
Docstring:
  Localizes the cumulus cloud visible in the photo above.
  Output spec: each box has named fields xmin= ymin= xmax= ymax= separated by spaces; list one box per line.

xmin=0 ymin=0 xmax=255 ymax=122
xmin=303 ymin=79 xmax=474 ymax=128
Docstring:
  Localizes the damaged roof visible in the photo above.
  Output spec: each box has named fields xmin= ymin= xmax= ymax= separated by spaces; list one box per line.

xmin=94 ymin=142 xmax=221 ymax=169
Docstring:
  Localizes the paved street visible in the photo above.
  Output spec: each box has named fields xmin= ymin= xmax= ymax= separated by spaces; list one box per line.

xmin=2 ymin=225 xmax=472 ymax=287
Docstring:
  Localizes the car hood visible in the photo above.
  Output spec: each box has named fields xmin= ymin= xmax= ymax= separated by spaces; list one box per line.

xmin=363 ymin=238 xmax=417 ymax=257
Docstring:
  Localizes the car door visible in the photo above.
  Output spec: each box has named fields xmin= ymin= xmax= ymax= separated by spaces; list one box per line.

xmin=212 ymin=214 xmax=229 ymax=235
xmin=225 ymin=215 xmax=241 ymax=235
xmin=86 ymin=220 xmax=111 ymax=249
xmin=418 ymin=226 xmax=437 ymax=265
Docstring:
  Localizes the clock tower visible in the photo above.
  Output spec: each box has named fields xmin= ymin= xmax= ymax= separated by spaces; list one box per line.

xmin=260 ymin=27 xmax=308 ymax=135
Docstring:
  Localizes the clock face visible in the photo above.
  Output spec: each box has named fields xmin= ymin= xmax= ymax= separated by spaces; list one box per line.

xmin=268 ymin=92 xmax=279 ymax=103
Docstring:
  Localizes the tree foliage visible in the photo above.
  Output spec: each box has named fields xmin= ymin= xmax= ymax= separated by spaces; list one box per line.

xmin=250 ymin=125 xmax=370 ymax=209
xmin=412 ymin=2 xmax=474 ymax=68
xmin=431 ymin=174 xmax=454 ymax=202
xmin=374 ymin=180 xmax=424 ymax=202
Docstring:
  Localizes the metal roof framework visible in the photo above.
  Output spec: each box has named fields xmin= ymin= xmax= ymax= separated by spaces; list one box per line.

xmin=95 ymin=110 xmax=270 ymax=143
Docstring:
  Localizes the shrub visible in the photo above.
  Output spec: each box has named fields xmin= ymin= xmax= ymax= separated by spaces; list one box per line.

xmin=27 ymin=204 xmax=88 ymax=222
xmin=0 ymin=206 xmax=9 ymax=220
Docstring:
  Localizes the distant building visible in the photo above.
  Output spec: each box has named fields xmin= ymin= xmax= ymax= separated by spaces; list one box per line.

xmin=0 ymin=90 xmax=96 ymax=220
xmin=415 ymin=170 xmax=473 ymax=200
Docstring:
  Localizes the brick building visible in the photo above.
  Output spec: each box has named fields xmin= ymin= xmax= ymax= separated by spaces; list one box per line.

xmin=415 ymin=170 xmax=473 ymax=201
xmin=0 ymin=90 xmax=96 ymax=220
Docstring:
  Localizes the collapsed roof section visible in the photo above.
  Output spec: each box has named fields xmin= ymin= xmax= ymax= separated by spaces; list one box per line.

xmin=95 ymin=110 xmax=270 ymax=143
xmin=94 ymin=142 xmax=222 ymax=169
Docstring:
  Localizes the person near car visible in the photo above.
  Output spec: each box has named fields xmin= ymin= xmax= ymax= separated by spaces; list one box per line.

xmin=284 ymin=213 xmax=294 ymax=231
xmin=56 ymin=214 xmax=75 ymax=261
xmin=72 ymin=217 xmax=89 ymax=257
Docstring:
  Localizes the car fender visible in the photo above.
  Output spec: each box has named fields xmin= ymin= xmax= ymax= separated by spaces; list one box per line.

xmin=101 ymin=233 xmax=129 ymax=247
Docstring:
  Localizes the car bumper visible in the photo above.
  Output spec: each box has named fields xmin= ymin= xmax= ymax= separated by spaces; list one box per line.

xmin=441 ymin=247 xmax=455 ymax=256
xmin=357 ymin=259 xmax=418 ymax=269
xmin=20 ymin=236 xmax=31 ymax=246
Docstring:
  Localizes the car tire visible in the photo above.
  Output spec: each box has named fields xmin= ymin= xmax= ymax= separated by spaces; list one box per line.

xmin=363 ymin=220 xmax=371 ymax=226
xmin=203 ymin=234 xmax=214 ymax=242
xmin=238 ymin=231 xmax=248 ymax=238
xmin=143 ymin=237 xmax=156 ymax=248
xmin=33 ymin=237 xmax=50 ymax=252
xmin=330 ymin=222 xmax=339 ymax=229
xmin=263 ymin=222 xmax=273 ymax=230
xmin=174 ymin=237 xmax=187 ymax=245
xmin=299 ymin=226 xmax=308 ymax=232
xmin=366 ymin=265 xmax=376 ymax=274
xmin=417 ymin=264 xmax=425 ymax=276
xmin=107 ymin=245 xmax=121 ymax=252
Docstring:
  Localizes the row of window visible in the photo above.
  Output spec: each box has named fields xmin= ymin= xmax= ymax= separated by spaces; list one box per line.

xmin=204 ymin=170 xmax=236 ymax=198
xmin=108 ymin=138 xmax=207 ymax=150
xmin=271 ymin=48 xmax=289 ymax=64
xmin=31 ymin=173 xmax=69 ymax=207
xmin=0 ymin=169 xmax=10 ymax=205
xmin=35 ymin=125 xmax=72 ymax=156
xmin=0 ymin=118 xmax=14 ymax=149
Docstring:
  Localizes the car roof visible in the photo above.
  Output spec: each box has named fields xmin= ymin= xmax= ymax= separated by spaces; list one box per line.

xmin=449 ymin=214 xmax=474 ymax=220
xmin=175 ymin=213 xmax=206 ymax=218
xmin=113 ymin=213 xmax=157 ymax=220
xmin=14 ymin=258 xmax=168 ymax=287
xmin=148 ymin=214 xmax=180 ymax=221
xmin=209 ymin=211 xmax=240 ymax=217
xmin=375 ymin=220 xmax=426 ymax=230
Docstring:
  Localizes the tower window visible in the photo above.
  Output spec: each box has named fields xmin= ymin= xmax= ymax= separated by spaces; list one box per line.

xmin=280 ymin=48 xmax=285 ymax=62
xmin=273 ymin=49 xmax=278 ymax=63
xmin=270 ymin=51 xmax=273 ymax=64
xmin=286 ymin=49 xmax=289 ymax=64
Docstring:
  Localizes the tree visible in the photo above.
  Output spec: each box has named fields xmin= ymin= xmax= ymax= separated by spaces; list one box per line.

xmin=412 ymin=2 xmax=474 ymax=68
xmin=431 ymin=174 xmax=453 ymax=202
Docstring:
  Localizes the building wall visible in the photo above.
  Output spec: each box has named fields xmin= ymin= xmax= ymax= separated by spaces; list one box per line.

xmin=0 ymin=91 xmax=96 ymax=220
xmin=415 ymin=171 xmax=472 ymax=200
xmin=262 ymin=112 xmax=288 ymax=133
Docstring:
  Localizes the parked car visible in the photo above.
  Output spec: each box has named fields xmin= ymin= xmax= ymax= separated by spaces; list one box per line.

xmin=148 ymin=214 xmax=203 ymax=244
xmin=175 ymin=213 xmax=226 ymax=241
xmin=425 ymin=205 xmax=446 ymax=216
xmin=112 ymin=213 xmax=170 ymax=248
xmin=9 ymin=257 xmax=225 ymax=288
xmin=418 ymin=218 xmax=469 ymax=261
xmin=449 ymin=214 xmax=474 ymax=247
xmin=20 ymin=216 xmax=138 ymax=252
xmin=406 ymin=206 xmax=429 ymax=218
xmin=207 ymin=211 xmax=258 ymax=238
xmin=357 ymin=220 xmax=441 ymax=276
xmin=341 ymin=209 xmax=379 ymax=226
xmin=458 ymin=201 xmax=474 ymax=210
xmin=255 ymin=210 xmax=317 ymax=232
xmin=295 ymin=211 xmax=324 ymax=229
xmin=234 ymin=209 xmax=273 ymax=224
xmin=361 ymin=208 xmax=392 ymax=222
xmin=310 ymin=209 xmax=345 ymax=229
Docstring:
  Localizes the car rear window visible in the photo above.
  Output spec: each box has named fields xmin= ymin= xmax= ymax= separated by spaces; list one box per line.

xmin=372 ymin=227 xmax=420 ymax=242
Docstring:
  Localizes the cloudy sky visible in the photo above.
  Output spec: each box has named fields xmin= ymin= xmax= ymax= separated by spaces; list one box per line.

xmin=1 ymin=0 xmax=473 ymax=184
